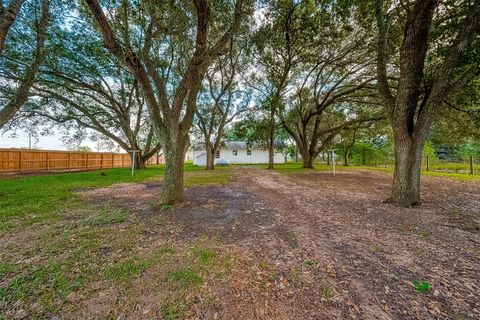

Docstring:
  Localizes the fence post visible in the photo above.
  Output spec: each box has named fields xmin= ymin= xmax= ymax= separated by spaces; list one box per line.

xmin=426 ymin=155 xmax=429 ymax=171
xmin=86 ymin=153 xmax=89 ymax=169
xmin=19 ymin=151 xmax=22 ymax=173
xmin=100 ymin=153 xmax=103 ymax=168
xmin=470 ymin=155 xmax=474 ymax=175
xmin=46 ymin=152 xmax=49 ymax=172
xmin=68 ymin=152 xmax=71 ymax=171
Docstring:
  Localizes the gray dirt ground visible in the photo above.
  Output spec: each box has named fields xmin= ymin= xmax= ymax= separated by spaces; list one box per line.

xmin=82 ymin=167 xmax=480 ymax=319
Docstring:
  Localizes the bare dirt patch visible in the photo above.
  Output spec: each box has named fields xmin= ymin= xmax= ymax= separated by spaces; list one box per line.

xmin=75 ymin=167 xmax=480 ymax=319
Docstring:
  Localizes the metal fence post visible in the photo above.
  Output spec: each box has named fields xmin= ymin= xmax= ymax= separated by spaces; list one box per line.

xmin=470 ymin=155 xmax=474 ymax=175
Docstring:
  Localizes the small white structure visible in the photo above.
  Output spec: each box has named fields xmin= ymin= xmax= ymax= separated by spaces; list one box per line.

xmin=192 ymin=141 xmax=285 ymax=166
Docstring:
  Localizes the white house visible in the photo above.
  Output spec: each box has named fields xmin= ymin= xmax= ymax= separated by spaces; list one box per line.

xmin=192 ymin=141 xmax=285 ymax=166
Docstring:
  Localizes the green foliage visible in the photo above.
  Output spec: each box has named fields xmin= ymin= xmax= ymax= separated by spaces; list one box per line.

xmin=423 ymin=140 xmax=439 ymax=162
xmin=412 ymin=280 xmax=431 ymax=293
xmin=457 ymin=139 xmax=480 ymax=159
xmin=372 ymin=245 xmax=384 ymax=253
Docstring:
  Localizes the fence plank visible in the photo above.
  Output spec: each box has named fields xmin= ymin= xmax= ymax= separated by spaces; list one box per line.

xmin=0 ymin=148 xmax=140 ymax=174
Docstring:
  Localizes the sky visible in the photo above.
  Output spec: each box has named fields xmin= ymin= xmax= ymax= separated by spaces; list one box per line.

xmin=0 ymin=129 xmax=103 ymax=151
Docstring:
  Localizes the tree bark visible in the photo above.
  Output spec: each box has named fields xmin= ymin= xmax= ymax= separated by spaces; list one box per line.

xmin=134 ymin=151 xmax=146 ymax=169
xmin=375 ymin=0 xmax=480 ymax=207
xmin=390 ymin=134 xmax=425 ymax=207
xmin=205 ymin=142 xmax=215 ymax=170
xmin=0 ymin=0 xmax=24 ymax=55
xmin=267 ymin=108 xmax=275 ymax=169
xmin=344 ymin=147 xmax=349 ymax=166
xmin=162 ymin=140 xmax=187 ymax=204
xmin=301 ymin=152 xmax=315 ymax=169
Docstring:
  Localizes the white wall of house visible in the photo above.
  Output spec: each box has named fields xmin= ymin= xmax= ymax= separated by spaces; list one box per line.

xmin=192 ymin=148 xmax=285 ymax=166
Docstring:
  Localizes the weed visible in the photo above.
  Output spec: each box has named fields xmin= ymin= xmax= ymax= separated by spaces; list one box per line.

xmin=167 ymin=268 xmax=204 ymax=288
xmin=322 ymin=285 xmax=333 ymax=300
xmin=303 ymin=259 xmax=317 ymax=267
xmin=417 ymin=229 xmax=430 ymax=237
xmin=372 ymin=245 xmax=384 ymax=253
xmin=287 ymin=231 xmax=298 ymax=249
xmin=162 ymin=203 xmax=173 ymax=210
xmin=399 ymin=225 xmax=414 ymax=235
xmin=412 ymin=280 xmax=431 ymax=292
xmin=449 ymin=312 xmax=467 ymax=320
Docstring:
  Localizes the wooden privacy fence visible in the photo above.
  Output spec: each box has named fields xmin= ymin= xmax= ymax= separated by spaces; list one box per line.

xmin=0 ymin=148 xmax=133 ymax=174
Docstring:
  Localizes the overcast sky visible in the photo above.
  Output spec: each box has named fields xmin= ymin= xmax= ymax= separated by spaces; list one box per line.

xmin=0 ymin=129 xmax=103 ymax=151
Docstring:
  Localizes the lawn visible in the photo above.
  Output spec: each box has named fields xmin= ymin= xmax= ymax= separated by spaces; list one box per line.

xmin=0 ymin=164 xmax=233 ymax=319
xmin=1 ymin=163 xmax=479 ymax=319
xmin=0 ymin=164 xmax=232 ymax=231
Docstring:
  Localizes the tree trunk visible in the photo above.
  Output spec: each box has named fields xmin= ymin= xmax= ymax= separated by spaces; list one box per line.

xmin=132 ymin=151 xmax=146 ymax=169
xmin=267 ymin=108 xmax=275 ymax=170
xmin=162 ymin=141 xmax=186 ymax=205
xmin=344 ymin=147 xmax=350 ymax=166
xmin=390 ymin=134 xmax=425 ymax=207
xmin=205 ymin=143 xmax=215 ymax=170
xmin=300 ymin=147 xmax=315 ymax=169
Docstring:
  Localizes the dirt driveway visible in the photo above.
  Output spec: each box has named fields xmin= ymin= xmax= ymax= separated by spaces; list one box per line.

xmin=222 ymin=167 xmax=480 ymax=320
xmin=78 ymin=167 xmax=480 ymax=319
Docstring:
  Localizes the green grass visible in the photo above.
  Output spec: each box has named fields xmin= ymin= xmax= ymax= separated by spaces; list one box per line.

xmin=0 ymin=164 xmax=235 ymax=318
xmin=167 ymin=268 xmax=204 ymax=289
xmin=272 ymin=161 xmax=480 ymax=181
xmin=0 ymin=164 xmax=233 ymax=231
xmin=8 ymin=261 xmax=83 ymax=302
xmin=104 ymin=257 xmax=149 ymax=282
xmin=191 ymin=247 xmax=217 ymax=267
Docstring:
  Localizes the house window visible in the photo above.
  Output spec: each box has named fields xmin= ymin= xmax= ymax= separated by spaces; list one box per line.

xmin=232 ymin=150 xmax=238 ymax=156
xmin=215 ymin=150 xmax=220 ymax=158
xmin=247 ymin=149 xmax=252 ymax=156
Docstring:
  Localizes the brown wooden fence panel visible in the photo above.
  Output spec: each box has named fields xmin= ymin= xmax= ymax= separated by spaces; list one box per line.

xmin=0 ymin=148 xmax=135 ymax=174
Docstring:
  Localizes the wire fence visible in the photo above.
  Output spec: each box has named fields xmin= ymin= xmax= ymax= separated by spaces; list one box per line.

xmin=316 ymin=149 xmax=479 ymax=175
